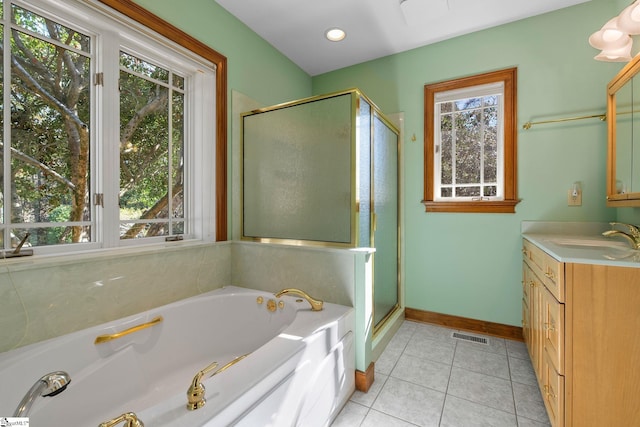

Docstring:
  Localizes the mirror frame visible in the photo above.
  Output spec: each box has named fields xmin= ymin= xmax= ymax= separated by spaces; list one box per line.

xmin=607 ymin=54 xmax=640 ymax=206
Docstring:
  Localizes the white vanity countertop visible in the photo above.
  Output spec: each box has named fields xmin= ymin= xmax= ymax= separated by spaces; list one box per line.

xmin=521 ymin=221 xmax=640 ymax=268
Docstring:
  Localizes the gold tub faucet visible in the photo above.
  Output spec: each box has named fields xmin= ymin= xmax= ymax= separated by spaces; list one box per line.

xmin=187 ymin=354 xmax=249 ymax=410
xmin=186 ymin=360 xmax=218 ymax=410
xmin=98 ymin=412 xmax=144 ymax=427
xmin=274 ymin=288 xmax=323 ymax=311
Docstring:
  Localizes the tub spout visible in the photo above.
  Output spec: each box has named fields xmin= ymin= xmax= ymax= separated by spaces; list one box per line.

xmin=274 ymin=288 xmax=324 ymax=311
xmin=98 ymin=412 xmax=144 ymax=427
xmin=13 ymin=371 xmax=71 ymax=417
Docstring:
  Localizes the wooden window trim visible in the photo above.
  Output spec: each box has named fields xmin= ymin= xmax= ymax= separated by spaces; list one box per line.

xmin=423 ymin=68 xmax=520 ymax=213
xmin=98 ymin=0 xmax=228 ymax=239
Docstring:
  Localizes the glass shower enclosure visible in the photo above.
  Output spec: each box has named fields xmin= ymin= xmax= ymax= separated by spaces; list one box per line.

xmin=241 ymin=89 xmax=400 ymax=330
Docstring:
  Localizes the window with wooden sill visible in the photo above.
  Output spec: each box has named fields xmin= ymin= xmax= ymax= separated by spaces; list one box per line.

xmin=423 ymin=68 xmax=520 ymax=213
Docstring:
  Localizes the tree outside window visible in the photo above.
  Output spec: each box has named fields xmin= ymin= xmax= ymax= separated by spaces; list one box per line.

xmin=423 ymin=68 xmax=520 ymax=213
xmin=0 ymin=0 xmax=216 ymax=253
xmin=6 ymin=4 xmax=92 ymax=247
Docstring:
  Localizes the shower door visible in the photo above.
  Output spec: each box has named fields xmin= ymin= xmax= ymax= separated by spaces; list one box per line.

xmin=372 ymin=113 xmax=399 ymax=329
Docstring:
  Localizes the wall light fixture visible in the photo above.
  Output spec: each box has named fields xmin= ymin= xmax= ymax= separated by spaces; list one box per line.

xmin=589 ymin=1 xmax=640 ymax=62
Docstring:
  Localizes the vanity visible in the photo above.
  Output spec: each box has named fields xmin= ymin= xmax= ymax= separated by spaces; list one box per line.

xmin=521 ymin=222 xmax=640 ymax=427
xmin=520 ymin=43 xmax=640 ymax=427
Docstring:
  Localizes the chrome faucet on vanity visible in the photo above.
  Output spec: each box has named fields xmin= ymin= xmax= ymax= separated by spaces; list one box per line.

xmin=13 ymin=371 xmax=71 ymax=417
xmin=602 ymin=222 xmax=640 ymax=249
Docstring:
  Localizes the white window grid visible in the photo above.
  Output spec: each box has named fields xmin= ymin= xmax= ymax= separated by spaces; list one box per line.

xmin=0 ymin=0 xmax=216 ymax=255
xmin=433 ymin=82 xmax=505 ymax=202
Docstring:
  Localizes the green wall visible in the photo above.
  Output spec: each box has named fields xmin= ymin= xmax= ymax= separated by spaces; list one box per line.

xmin=134 ymin=0 xmax=640 ymax=327
xmin=313 ymin=1 xmax=624 ymax=326
xmin=133 ymin=0 xmax=311 ymax=105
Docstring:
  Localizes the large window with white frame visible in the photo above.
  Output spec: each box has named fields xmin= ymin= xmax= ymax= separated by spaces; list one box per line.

xmin=0 ymin=0 xmax=216 ymax=254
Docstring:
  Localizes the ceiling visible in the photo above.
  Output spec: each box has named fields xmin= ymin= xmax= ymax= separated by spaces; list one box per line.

xmin=215 ymin=0 xmax=591 ymax=76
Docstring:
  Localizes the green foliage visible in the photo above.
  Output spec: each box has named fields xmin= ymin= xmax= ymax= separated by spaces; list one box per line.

xmin=45 ymin=205 xmax=72 ymax=244
xmin=438 ymin=95 xmax=500 ymax=198
xmin=5 ymin=4 xmax=185 ymax=246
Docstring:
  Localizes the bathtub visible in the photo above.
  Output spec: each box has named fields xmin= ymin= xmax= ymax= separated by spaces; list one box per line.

xmin=0 ymin=286 xmax=355 ymax=426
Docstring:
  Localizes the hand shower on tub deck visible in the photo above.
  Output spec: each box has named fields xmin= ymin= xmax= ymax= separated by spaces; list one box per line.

xmin=13 ymin=371 xmax=71 ymax=417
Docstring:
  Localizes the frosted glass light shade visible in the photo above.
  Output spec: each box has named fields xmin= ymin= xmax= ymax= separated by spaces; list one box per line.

xmin=589 ymin=18 xmax=629 ymax=50
xmin=594 ymin=37 xmax=633 ymax=62
xmin=618 ymin=1 xmax=640 ymax=35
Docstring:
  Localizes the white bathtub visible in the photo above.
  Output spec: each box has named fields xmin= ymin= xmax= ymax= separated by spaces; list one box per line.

xmin=0 ymin=286 xmax=355 ymax=426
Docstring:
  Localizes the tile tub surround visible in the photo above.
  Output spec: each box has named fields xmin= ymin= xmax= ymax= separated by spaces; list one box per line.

xmin=1 ymin=240 xmax=371 ymax=355
xmin=231 ymin=241 xmax=378 ymax=375
xmin=0 ymin=242 xmax=231 ymax=353
xmin=332 ymin=321 xmax=550 ymax=427
xmin=231 ymin=241 xmax=361 ymax=307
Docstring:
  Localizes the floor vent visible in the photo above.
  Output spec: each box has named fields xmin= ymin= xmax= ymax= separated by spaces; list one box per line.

xmin=452 ymin=332 xmax=489 ymax=345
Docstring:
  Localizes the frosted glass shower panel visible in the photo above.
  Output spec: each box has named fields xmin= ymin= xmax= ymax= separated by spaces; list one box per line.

xmin=358 ymin=99 xmax=371 ymax=248
xmin=373 ymin=114 xmax=399 ymax=327
xmin=243 ymin=94 xmax=353 ymax=243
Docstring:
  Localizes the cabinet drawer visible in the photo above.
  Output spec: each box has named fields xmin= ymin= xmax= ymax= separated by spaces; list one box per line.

xmin=523 ymin=238 xmax=565 ymax=302
xmin=542 ymin=286 xmax=565 ymax=375
xmin=542 ymin=255 xmax=564 ymax=303
xmin=523 ymin=239 xmax=545 ymax=273
xmin=542 ymin=352 xmax=565 ymax=427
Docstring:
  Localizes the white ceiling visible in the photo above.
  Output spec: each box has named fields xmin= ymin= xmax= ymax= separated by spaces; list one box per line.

xmin=215 ymin=0 xmax=591 ymax=76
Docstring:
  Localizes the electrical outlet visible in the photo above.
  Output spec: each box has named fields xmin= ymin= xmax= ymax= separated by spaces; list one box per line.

xmin=568 ymin=189 xmax=582 ymax=206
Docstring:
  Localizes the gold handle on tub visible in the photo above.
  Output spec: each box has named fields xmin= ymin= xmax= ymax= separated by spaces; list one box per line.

xmin=187 ymin=353 xmax=250 ymax=410
xmin=94 ymin=315 xmax=163 ymax=344
xmin=98 ymin=411 xmax=144 ymax=427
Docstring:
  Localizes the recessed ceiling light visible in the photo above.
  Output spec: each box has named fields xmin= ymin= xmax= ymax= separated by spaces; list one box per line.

xmin=325 ymin=28 xmax=346 ymax=42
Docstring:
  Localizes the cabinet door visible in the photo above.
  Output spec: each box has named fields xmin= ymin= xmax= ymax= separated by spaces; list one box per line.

xmin=542 ymin=351 xmax=565 ymax=427
xmin=542 ymin=286 xmax=565 ymax=375
xmin=523 ymin=261 xmax=544 ymax=382
xmin=522 ymin=263 xmax=532 ymax=348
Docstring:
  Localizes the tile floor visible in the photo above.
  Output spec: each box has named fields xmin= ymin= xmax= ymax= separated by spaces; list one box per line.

xmin=331 ymin=320 xmax=551 ymax=427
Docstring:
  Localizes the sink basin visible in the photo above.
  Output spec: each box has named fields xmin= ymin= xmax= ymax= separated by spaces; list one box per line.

xmin=544 ymin=237 xmax=630 ymax=250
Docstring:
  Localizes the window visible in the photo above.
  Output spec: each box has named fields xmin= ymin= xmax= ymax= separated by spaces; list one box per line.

xmin=423 ymin=68 xmax=519 ymax=213
xmin=118 ymin=52 xmax=187 ymax=240
xmin=0 ymin=0 xmax=226 ymax=255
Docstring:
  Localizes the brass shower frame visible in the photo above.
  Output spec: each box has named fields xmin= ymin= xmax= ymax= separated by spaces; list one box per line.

xmin=240 ymin=88 xmax=399 ymax=249
xmin=240 ymin=89 xmax=402 ymax=332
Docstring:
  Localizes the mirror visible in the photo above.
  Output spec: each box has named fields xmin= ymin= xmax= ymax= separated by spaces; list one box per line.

xmin=607 ymin=54 xmax=640 ymax=206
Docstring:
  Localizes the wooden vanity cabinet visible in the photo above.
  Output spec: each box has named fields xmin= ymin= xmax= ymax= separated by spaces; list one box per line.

xmin=522 ymin=238 xmax=640 ymax=427
xmin=522 ymin=261 xmax=542 ymax=383
xmin=522 ymin=239 xmax=565 ymax=426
